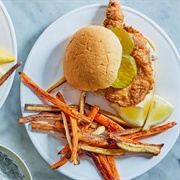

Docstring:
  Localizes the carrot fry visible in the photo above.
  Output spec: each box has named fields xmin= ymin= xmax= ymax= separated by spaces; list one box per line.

xmin=0 ymin=61 xmax=22 ymax=86
xmin=31 ymin=121 xmax=64 ymax=133
xmin=19 ymin=72 xmax=90 ymax=124
xmin=46 ymin=76 xmax=66 ymax=93
xmin=50 ymin=156 xmax=68 ymax=170
xmin=18 ymin=112 xmax=62 ymax=124
xmin=54 ymin=120 xmax=64 ymax=128
xmin=106 ymin=155 xmax=120 ymax=180
xmin=25 ymin=104 xmax=61 ymax=112
xmin=95 ymin=113 xmax=124 ymax=132
xmin=98 ymin=155 xmax=115 ymax=180
xmin=59 ymin=144 xmax=70 ymax=155
xmin=69 ymin=117 xmax=79 ymax=163
xmin=81 ymin=105 xmax=99 ymax=131
xmin=56 ymin=92 xmax=65 ymax=102
xmin=86 ymin=103 xmax=131 ymax=127
xmin=123 ymin=122 xmax=177 ymax=139
xmin=85 ymin=152 xmax=115 ymax=180
xmin=50 ymin=150 xmax=71 ymax=170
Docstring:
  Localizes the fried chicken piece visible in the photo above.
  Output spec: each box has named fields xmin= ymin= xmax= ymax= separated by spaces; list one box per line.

xmin=103 ymin=0 xmax=124 ymax=28
xmin=104 ymin=1 xmax=154 ymax=107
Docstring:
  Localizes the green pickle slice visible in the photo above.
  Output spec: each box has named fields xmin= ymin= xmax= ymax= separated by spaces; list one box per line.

xmin=110 ymin=27 xmax=134 ymax=54
xmin=111 ymin=54 xmax=137 ymax=88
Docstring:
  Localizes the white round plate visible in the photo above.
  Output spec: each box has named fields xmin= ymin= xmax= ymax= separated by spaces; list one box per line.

xmin=0 ymin=1 xmax=17 ymax=108
xmin=20 ymin=4 xmax=180 ymax=180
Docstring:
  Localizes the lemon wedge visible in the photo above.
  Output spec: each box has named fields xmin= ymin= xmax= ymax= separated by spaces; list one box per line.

xmin=0 ymin=65 xmax=6 ymax=78
xmin=111 ymin=91 xmax=154 ymax=127
xmin=0 ymin=48 xmax=15 ymax=64
xmin=143 ymin=94 xmax=174 ymax=130
xmin=111 ymin=54 xmax=137 ymax=88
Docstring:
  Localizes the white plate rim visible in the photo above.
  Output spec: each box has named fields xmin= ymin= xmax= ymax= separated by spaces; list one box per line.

xmin=20 ymin=3 xmax=180 ymax=180
xmin=0 ymin=1 xmax=17 ymax=108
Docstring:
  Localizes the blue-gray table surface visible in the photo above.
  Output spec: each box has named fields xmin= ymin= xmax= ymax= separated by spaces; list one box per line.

xmin=1 ymin=0 xmax=179 ymax=180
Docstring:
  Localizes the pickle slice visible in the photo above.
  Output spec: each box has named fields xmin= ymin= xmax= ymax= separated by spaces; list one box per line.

xmin=111 ymin=54 xmax=137 ymax=88
xmin=110 ymin=27 xmax=134 ymax=54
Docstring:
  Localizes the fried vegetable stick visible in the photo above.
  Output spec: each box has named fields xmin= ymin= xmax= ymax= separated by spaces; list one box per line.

xmin=79 ymin=91 xmax=87 ymax=115
xmin=92 ymin=126 xmax=106 ymax=135
xmin=122 ymin=122 xmax=177 ymax=139
xmin=86 ymin=103 xmax=131 ymax=127
xmin=0 ymin=61 xmax=22 ymax=86
xmin=50 ymin=156 xmax=68 ymax=170
xmin=19 ymin=72 xmax=90 ymax=124
xmin=81 ymin=105 xmax=100 ymax=131
xmin=80 ymin=144 xmax=125 ymax=156
xmin=50 ymin=150 xmax=71 ymax=170
xmin=58 ymin=144 xmax=70 ymax=155
xmin=46 ymin=76 xmax=66 ymax=93
xmin=109 ymin=134 xmax=163 ymax=155
xmin=69 ymin=117 xmax=79 ymax=162
xmin=31 ymin=121 xmax=64 ymax=134
xmin=18 ymin=112 xmax=62 ymax=124
xmin=95 ymin=113 xmax=124 ymax=132
xmin=85 ymin=152 xmax=115 ymax=180
xmin=56 ymin=91 xmax=80 ymax=165
xmin=78 ymin=131 xmax=109 ymax=147
xmin=25 ymin=104 xmax=61 ymax=112
xmin=106 ymin=155 xmax=120 ymax=180
xmin=54 ymin=120 xmax=64 ymax=128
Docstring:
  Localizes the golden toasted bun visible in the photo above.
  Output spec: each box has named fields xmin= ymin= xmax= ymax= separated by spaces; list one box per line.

xmin=63 ymin=26 xmax=122 ymax=91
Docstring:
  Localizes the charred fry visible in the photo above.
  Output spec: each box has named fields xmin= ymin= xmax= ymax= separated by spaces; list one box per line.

xmin=0 ymin=61 xmax=22 ymax=86
xmin=19 ymin=72 xmax=91 ymax=124
xmin=18 ymin=112 xmax=62 ymax=124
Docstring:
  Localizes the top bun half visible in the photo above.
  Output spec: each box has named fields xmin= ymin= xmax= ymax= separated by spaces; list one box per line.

xmin=63 ymin=26 xmax=122 ymax=91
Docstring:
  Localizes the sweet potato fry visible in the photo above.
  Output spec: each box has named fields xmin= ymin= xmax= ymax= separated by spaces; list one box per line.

xmin=46 ymin=76 xmax=66 ymax=93
xmin=122 ymin=122 xmax=177 ymax=139
xmin=69 ymin=117 xmax=79 ymax=163
xmin=25 ymin=104 xmax=61 ymax=112
xmin=95 ymin=113 xmax=124 ymax=132
xmin=80 ymin=144 xmax=125 ymax=156
xmin=18 ymin=112 xmax=62 ymax=124
xmin=31 ymin=121 xmax=64 ymax=133
xmin=106 ymin=155 xmax=120 ymax=180
xmin=19 ymin=72 xmax=90 ymax=124
xmin=0 ymin=61 xmax=22 ymax=86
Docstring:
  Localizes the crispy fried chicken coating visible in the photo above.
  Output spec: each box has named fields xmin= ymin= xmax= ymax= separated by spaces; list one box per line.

xmin=103 ymin=1 xmax=154 ymax=107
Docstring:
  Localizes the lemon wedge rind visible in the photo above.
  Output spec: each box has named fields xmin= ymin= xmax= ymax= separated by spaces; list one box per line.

xmin=142 ymin=94 xmax=174 ymax=130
